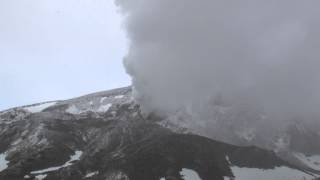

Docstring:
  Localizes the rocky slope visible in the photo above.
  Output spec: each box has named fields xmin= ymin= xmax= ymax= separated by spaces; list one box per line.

xmin=0 ymin=87 xmax=319 ymax=180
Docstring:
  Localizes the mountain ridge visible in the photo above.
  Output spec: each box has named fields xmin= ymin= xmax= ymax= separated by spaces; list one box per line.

xmin=0 ymin=86 xmax=319 ymax=180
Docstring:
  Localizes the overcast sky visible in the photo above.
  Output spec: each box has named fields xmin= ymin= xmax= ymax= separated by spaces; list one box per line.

xmin=0 ymin=0 xmax=130 ymax=110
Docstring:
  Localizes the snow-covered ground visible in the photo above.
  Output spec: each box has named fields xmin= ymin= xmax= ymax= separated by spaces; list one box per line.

xmin=115 ymin=95 xmax=124 ymax=99
xmin=97 ymin=103 xmax=112 ymax=113
xmin=84 ymin=171 xmax=99 ymax=178
xmin=100 ymin=97 xmax=107 ymax=103
xmin=180 ymin=168 xmax=202 ymax=180
xmin=24 ymin=102 xmax=56 ymax=113
xmin=160 ymin=168 xmax=202 ymax=180
xmin=224 ymin=166 xmax=315 ymax=180
xmin=66 ymin=105 xmax=83 ymax=114
xmin=30 ymin=151 xmax=83 ymax=174
xmin=295 ymin=153 xmax=320 ymax=171
xmin=35 ymin=174 xmax=47 ymax=180
xmin=0 ymin=152 xmax=9 ymax=172
xmin=66 ymin=103 xmax=112 ymax=114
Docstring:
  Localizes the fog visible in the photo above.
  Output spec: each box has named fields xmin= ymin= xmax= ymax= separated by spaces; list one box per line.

xmin=116 ymin=0 xmax=320 ymax=128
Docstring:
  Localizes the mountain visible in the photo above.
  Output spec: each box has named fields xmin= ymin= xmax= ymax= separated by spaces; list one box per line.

xmin=0 ymin=87 xmax=319 ymax=180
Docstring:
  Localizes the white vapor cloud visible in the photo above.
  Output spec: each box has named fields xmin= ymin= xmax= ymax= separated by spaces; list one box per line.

xmin=117 ymin=0 xmax=320 ymax=124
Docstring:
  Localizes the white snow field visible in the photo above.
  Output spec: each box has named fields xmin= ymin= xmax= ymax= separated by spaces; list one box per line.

xmin=97 ymin=103 xmax=112 ymax=113
xmin=159 ymin=166 xmax=315 ymax=180
xmin=180 ymin=168 xmax=202 ymax=180
xmin=295 ymin=153 xmax=320 ymax=171
xmin=24 ymin=102 xmax=57 ymax=113
xmin=84 ymin=171 xmax=99 ymax=178
xmin=224 ymin=166 xmax=315 ymax=180
xmin=30 ymin=151 xmax=83 ymax=174
xmin=160 ymin=168 xmax=202 ymax=180
xmin=0 ymin=152 xmax=9 ymax=172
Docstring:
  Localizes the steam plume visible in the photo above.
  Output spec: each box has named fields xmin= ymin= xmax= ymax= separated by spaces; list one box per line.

xmin=116 ymin=0 xmax=320 ymax=127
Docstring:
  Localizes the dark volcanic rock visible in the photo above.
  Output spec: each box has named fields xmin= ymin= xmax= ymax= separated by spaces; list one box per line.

xmin=0 ymin=87 xmax=319 ymax=180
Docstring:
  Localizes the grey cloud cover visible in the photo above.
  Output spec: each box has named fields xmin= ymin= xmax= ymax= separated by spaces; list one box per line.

xmin=0 ymin=0 xmax=130 ymax=110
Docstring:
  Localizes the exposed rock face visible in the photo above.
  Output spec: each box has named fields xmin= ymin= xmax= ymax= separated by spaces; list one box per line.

xmin=0 ymin=87 xmax=319 ymax=180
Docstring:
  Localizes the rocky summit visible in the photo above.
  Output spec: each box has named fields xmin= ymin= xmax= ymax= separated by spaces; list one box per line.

xmin=0 ymin=87 xmax=320 ymax=180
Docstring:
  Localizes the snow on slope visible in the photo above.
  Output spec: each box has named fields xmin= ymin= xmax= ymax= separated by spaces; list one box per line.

xmin=35 ymin=174 xmax=47 ymax=180
xmin=66 ymin=103 xmax=113 ymax=114
xmin=0 ymin=87 xmax=132 ymax=116
xmin=66 ymin=105 xmax=83 ymax=114
xmin=161 ymin=166 xmax=315 ymax=180
xmin=84 ymin=171 xmax=99 ymax=178
xmin=295 ymin=153 xmax=320 ymax=171
xmin=115 ymin=95 xmax=124 ymax=99
xmin=0 ymin=152 xmax=9 ymax=172
xmin=63 ymin=88 xmax=131 ymax=114
xmin=97 ymin=103 xmax=112 ymax=113
xmin=160 ymin=168 xmax=202 ymax=180
xmin=224 ymin=166 xmax=315 ymax=180
xmin=24 ymin=102 xmax=57 ymax=113
xmin=30 ymin=151 xmax=83 ymax=174
xmin=181 ymin=168 xmax=202 ymax=180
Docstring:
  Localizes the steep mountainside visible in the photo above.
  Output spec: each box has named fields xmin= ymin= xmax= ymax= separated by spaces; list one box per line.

xmin=0 ymin=87 xmax=319 ymax=180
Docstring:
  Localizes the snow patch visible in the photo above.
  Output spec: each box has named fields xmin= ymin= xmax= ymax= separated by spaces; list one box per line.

xmin=226 ymin=156 xmax=231 ymax=164
xmin=115 ymin=95 xmax=124 ymax=99
xmin=35 ymin=174 xmax=47 ymax=180
xmin=70 ymin=151 xmax=82 ymax=161
xmin=229 ymin=166 xmax=314 ymax=180
xmin=158 ymin=169 xmax=202 ymax=180
xmin=28 ymin=123 xmax=47 ymax=145
xmin=31 ymin=151 xmax=83 ymax=174
xmin=24 ymin=102 xmax=56 ymax=113
xmin=180 ymin=168 xmax=202 ymax=180
xmin=97 ymin=104 xmax=112 ymax=113
xmin=0 ymin=152 xmax=9 ymax=172
xmin=84 ymin=171 xmax=99 ymax=178
xmin=100 ymin=97 xmax=107 ymax=103
xmin=295 ymin=153 xmax=320 ymax=171
xmin=24 ymin=175 xmax=31 ymax=179
xmin=66 ymin=105 xmax=82 ymax=114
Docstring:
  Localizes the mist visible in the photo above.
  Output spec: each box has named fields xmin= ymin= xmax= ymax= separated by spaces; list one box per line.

xmin=116 ymin=0 xmax=320 ymax=131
